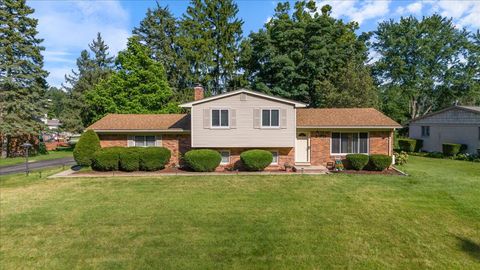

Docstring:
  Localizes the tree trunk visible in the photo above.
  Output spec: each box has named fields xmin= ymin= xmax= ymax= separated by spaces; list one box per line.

xmin=1 ymin=135 xmax=8 ymax=158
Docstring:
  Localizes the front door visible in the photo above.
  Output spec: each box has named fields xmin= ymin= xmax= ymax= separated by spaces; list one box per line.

xmin=295 ymin=132 xmax=309 ymax=163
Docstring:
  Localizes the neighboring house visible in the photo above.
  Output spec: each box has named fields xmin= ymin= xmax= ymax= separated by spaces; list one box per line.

xmin=88 ymin=86 xmax=401 ymax=169
xmin=409 ymin=106 xmax=480 ymax=154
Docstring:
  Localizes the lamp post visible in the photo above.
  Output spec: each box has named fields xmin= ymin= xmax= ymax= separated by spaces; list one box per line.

xmin=22 ymin=142 xmax=32 ymax=176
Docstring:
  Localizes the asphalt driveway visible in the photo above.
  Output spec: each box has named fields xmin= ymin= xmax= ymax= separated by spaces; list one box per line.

xmin=0 ymin=157 xmax=75 ymax=176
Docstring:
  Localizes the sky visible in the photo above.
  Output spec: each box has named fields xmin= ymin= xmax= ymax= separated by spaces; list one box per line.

xmin=27 ymin=0 xmax=480 ymax=88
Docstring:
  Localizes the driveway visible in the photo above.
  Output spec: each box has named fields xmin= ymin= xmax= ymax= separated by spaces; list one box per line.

xmin=0 ymin=157 xmax=76 ymax=176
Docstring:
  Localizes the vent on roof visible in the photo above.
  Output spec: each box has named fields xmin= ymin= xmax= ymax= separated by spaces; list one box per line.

xmin=240 ymin=93 xmax=247 ymax=101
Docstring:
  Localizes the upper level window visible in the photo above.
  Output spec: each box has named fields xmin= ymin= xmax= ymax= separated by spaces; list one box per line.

xmin=212 ymin=109 xmax=229 ymax=127
xmin=331 ymin=132 xmax=368 ymax=154
xmin=262 ymin=109 xmax=279 ymax=127
xmin=134 ymin=136 xmax=156 ymax=147
xmin=421 ymin=126 xmax=430 ymax=137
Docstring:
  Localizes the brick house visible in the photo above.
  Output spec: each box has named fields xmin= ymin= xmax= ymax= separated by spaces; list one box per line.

xmin=87 ymin=87 xmax=401 ymax=169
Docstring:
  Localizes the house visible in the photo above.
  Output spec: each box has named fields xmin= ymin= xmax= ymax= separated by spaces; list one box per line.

xmin=409 ymin=105 xmax=480 ymax=154
xmin=87 ymin=86 xmax=401 ymax=169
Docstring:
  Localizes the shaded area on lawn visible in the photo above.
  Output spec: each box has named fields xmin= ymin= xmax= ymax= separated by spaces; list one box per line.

xmin=455 ymin=236 xmax=480 ymax=262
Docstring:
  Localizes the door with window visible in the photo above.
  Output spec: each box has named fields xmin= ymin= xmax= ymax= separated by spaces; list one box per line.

xmin=295 ymin=132 xmax=309 ymax=163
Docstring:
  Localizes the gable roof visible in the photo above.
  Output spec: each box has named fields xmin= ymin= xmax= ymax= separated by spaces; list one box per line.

xmin=87 ymin=114 xmax=190 ymax=132
xmin=179 ymin=89 xmax=307 ymax=108
xmin=408 ymin=105 xmax=480 ymax=123
xmin=296 ymin=108 xmax=401 ymax=128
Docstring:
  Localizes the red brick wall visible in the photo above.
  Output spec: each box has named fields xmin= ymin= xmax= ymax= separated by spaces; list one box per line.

xmin=369 ymin=131 xmax=392 ymax=155
xmin=98 ymin=134 xmax=128 ymax=147
xmin=162 ymin=134 xmax=191 ymax=166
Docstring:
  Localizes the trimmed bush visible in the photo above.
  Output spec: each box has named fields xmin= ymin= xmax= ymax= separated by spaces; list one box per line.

xmin=346 ymin=154 xmax=369 ymax=170
xmin=398 ymin=138 xmax=422 ymax=152
xmin=139 ymin=147 xmax=171 ymax=171
xmin=460 ymin=144 xmax=468 ymax=153
xmin=119 ymin=148 xmax=140 ymax=172
xmin=368 ymin=154 xmax=392 ymax=171
xmin=442 ymin=143 xmax=461 ymax=156
xmin=184 ymin=149 xmax=222 ymax=172
xmin=92 ymin=147 xmax=121 ymax=171
xmin=240 ymin=149 xmax=273 ymax=171
xmin=74 ymin=130 xmax=101 ymax=166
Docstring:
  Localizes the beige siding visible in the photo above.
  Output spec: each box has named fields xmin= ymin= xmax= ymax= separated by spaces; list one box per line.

xmin=410 ymin=124 xmax=479 ymax=154
xmin=191 ymin=93 xmax=296 ymax=147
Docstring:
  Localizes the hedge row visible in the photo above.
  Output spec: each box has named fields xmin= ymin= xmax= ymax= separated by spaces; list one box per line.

xmin=346 ymin=154 xmax=392 ymax=171
xmin=92 ymin=147 xmax=171 ymax=171
xmin=183 ymin=149 xmax=275 ymax=172
xmin=398 ymin=138 xmax=423 ymax=152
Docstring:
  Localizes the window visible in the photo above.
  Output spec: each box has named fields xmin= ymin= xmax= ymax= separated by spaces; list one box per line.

xmin=219 ymin=150 xmax=230 ymax=164
xmin=212 ymin=109 xmax=229 ymax=127
xmin=134 ymin=136 xmax=156 ymax=147
xmin=331 ymin=132 xmax=368 ymax=154
xmin=262 ymin=109 xmax=279 ymax=127
xmin=421 ymin=126 xmax=430 ymax=137
xmin=271 ymin=151 xmax=279 ymax=165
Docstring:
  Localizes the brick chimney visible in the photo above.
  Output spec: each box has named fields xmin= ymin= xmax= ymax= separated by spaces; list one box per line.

xmin=194 ymin=84 xmax=204 ymax=101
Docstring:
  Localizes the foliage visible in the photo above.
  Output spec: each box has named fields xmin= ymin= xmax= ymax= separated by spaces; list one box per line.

xmin=372 ymin=15 xmax=480 ymax=123
xmin=139 ymin=147 xmax=171 ymax=171
xmin=119 ymin=148 xmax=140 ymax=172
xmin=91 ymin=147 xmax=121 ymax=171
xmin=368 ymin=154 xmax=391 ymax=171
xmin=394 ymin=151 xmax=408 ymax=165
xmin=240 ymin=149 xmax=273 ymax=171
xmin=45 ymin=87 xmax=68 ymax=120
xmin=398 ymin=138 xmax=422 ymax=152
xmin=85 ymin=37 xmax=180 ymax=123
xmin=183 ymin=149 xmax=221 ymax=172
xmin=346 ymin=154 xmax=369 ymax=170
xmin=0 ymin=0 xmax=48 ymax=158
xmin=38 ymin=142 xmax=48 ymax=155
xmin=73 ymin=130 xmax=101 ymax=166
xmin=239 ymin=2 xmax=376 ymax=108
xmin=442 ymin=143 xmax=462 ymax=156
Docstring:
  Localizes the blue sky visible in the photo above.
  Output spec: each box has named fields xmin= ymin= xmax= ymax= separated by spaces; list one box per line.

xmin=28 ymin=0 xmax=480 ymax=88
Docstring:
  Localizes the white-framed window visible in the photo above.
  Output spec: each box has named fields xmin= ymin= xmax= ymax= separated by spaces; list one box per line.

xmin=271 ymin=150 xmax=279 ymax=165
xmin=134 ymin=136 xmax=156 ymax=147
xmin=219 ymin=150 xmax=230 ymax=164
xmin=421 ymin=126 xmax=430 ymax=137
xmin=261 ymin=109 xmax=279 ymax=127
xmin=331 ymin=132 xmax=368 ymax=154
xmin=212 ymin=109 xmax=229 ymax=127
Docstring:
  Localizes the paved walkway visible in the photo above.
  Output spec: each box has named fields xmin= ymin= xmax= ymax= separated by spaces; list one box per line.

xmin=0 ymin=157 xmax=76 ymax=176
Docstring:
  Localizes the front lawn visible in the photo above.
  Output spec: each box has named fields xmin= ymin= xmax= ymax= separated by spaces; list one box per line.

xmin=1 ymin=156 xmax=479 ymax=269
xmin=0 ymin=150 xmax=73 ymax=167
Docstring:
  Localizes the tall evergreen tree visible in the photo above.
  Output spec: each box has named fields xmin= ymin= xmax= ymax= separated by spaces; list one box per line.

xmin=85 ymin=37 xmax=180 ymax=123
xmin=45 ymin=86 xmax=68 ymax=120
xmin=180 ymin=0 xmax=243 ymax=95
xmin=0 ymin=0 xmax=48 ymax=158
xmin=62 ymin=33 xmax=114 ymax=132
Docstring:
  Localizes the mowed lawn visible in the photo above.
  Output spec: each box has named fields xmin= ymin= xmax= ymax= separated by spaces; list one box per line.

xmin=0 ymin=157 xmax=479 ymax=269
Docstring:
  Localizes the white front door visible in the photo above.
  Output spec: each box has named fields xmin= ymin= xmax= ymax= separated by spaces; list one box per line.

xmin=295 ymin=132 xmax=309 ymax=163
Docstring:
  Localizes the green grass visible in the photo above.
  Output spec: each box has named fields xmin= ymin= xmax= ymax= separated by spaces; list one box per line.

xmin=0 ymin=150 xmax=73 ymax=167
xmin=1 ymin=156 xmax=479 ymax=269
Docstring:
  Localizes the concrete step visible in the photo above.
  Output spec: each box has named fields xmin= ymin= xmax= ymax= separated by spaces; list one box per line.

xmin=294 ymin=165 xmax=328 ymax=173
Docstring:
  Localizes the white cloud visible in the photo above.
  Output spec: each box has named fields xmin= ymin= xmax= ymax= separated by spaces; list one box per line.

xmin=28 ymin=0 xmax=130 ymax=87
xmin=317 ymin=0 xmax=391 ymax=25
xmin=426 ymin=0 xmax=480 ymax=29
xmin=396 ymin=1 xmax=423 ymax=15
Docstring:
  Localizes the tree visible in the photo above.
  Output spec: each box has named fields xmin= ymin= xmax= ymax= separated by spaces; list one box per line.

xmin=85 ymin=37 xmax=180 ymax=123
xmin=180 ymin=0 xmax=243 ymax=95
xmin=0 ymin=0 xmax=48 ymax=158
xmin=62 ymin=33 xmax=114 ymax=132
xmin=240 ymin=1 xmax=375 ymax=108
xmin=45 ymin=86 xmax=68 ymax=119
xmin=372 ymin=15 xmax=479 ymax=122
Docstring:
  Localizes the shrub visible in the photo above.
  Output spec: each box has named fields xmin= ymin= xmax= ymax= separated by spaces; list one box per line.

xmin=346 ymin=154 xmax=369 ymax=170
xmin=38 ymin=142 xmax=48 ymax=155
xmin=92 ymin=147 xmax=121 ymax=171
xmin=460 ymin=144 xmax=468 ymax=153
xmin=398 ymin=138 xmax=422 ymax=152
xmin=74 ymin=130 xmax=101 ymax=166
xmin=139 ymin=147 xmax=171 ymax=171
xmin=394 ymin=151 xmax=408 ymax=165
xmin=442 ymin=143 xmax=462 ymax=156
xmin=184 ymin=149 xmax=221 ymax=172
xmin=368 ymin=154 xmax=392 ymax=171
xmin=240 ymin=149 xmax=273 ymax=171
xmin=426 ymin=152 xmax=444 ymax=159
xmin=119 ymin=148 xmax=140 ymax=172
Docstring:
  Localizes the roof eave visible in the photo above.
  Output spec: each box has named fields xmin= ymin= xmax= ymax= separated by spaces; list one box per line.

xmin=296 ymin=125 xmax=401 ymax=129
xmin=89 ymin=129 xmax=191 ymax=133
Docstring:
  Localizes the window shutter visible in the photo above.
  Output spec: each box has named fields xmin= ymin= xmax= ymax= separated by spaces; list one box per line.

xmin=155 ymin=135 xmax=162 ymax=146
xmin=127 ymin=136 xmax=134 ymax=147
xmin=230 ymin=109 xmax=236 ymax=129
xmin=253 ymin=108 xmax=260 ymax=129
xmin=280 ymin=109 xmax=287 ymax=129
xmin=203 ymin=109 xmax=210 ymax=129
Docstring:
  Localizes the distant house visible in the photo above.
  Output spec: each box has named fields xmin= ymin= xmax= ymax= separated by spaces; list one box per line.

xmin=409 ymin=106 xmax=480 ymax=154
xmin=88 ymin=87 xmax=401 ymax=168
